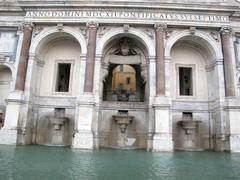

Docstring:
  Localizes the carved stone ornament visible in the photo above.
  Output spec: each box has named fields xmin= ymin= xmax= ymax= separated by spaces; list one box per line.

xmin=143 ymin=28 xmax=154 ymax=39
xmin=79 ymin=27 xmax=87 ymax=38
xmin=189 ymin=26 xmax=196 ymax=35
xmin=220 ymin=26 xmax=232 ymax=36
xmin=165 ymin=29 xmax=173 ymax=39
xmin=98 ymin=26 xmax=110 ymax=38
xmin=114 ymin=37 xmax=137 ymax=56
xmin=33 ymin=27 xmax=43 ymax=37
xmin=57 ymin=23 xmax=64 ymax=31
xmin=154 ymin=23 xmax=167 ymax=32
xmin=101 ymin=67 xmax=109 ymax=82
xmin=210 ymin=31 xmax=220 ymax=42
xmin=123 ymin=24 xmax=130 ymax=32
xmin=86 ymin=22 xmax=99 ymax=29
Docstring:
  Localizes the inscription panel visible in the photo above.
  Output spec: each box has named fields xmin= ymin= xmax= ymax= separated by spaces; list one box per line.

xmin=26 ymin=9 xmax=229 ymax=24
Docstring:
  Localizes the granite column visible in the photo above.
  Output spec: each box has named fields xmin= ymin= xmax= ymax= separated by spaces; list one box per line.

xmin=220 ymin=27 xmax=235 ymax=97
xmin=84 ymin=22 xmax=99 ymax=93
xmin=15 ymin=23 xmax=33 ymax=91
xmin=155 ymin=23 xmax=166 ymax=96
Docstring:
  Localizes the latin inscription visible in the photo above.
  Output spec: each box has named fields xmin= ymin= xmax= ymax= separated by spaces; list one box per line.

xmin=26 ymin=10 xmax=229 ymax=23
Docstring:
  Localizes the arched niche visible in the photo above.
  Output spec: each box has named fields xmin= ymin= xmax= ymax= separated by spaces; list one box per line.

xmin=169 ymin=33 xmax=222 ymax=151
xmin=170 ymin=35 xmax=219 ymax=101
xmin=101 ymin=36 xmax=148 ymax=102
xmin=33 ymin=32 xmax=82 ymax=97
xmin=165 ymin=30 xmax=221 ymax=61
xmin=30 ymin=26 xmax=87 ymax=56
xmin=29 ymin=31 xmax=82 ymax=146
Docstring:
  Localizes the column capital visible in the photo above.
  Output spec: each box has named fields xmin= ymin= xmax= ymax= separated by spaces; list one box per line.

xmin=86 ymin=22 xmax=99 ymax=30
xmin=18 ymin=22 xmax=34 ymax=32
xmin=220 ymin=26 xmax=232 ymax=36
xmin=154 ymin=23 xmax=167 ymax=32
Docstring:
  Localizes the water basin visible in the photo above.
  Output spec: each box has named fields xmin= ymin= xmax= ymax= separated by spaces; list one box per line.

xmin=0 ymin=145 xmax=240 ymax=180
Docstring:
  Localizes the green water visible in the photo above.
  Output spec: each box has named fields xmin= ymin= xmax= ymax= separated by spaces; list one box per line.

xmin=0 ymin=146 xmax=240 ymax=180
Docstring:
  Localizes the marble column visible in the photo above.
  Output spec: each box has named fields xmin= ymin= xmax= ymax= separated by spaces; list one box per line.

xmin=15 ymin=23 xmax=33 ymax=91
xmin=84 ymin=22 xmax=99 ymax=93
xmin=154 ymin=23 xmax=167 ymax=96
xmin=220 ymin=27 xmax=235 ymax=97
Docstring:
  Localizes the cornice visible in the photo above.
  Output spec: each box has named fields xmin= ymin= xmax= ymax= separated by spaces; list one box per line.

xmin=16 ymin=0 xmax=239 ymax=13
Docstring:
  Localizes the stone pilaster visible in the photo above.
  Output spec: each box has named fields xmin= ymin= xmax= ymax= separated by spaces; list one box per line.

xmin=154 ymin=23 xmax=167 ymax=96
xmin=15 ymin=22 xmax=33 ymax=91
xmin=84 ymin=22 xmax=99 ymax=93
xmin=152 ymin=97 xmax=173 ymax=152
xmin=220 ymin=27 xmax=235 ymax=97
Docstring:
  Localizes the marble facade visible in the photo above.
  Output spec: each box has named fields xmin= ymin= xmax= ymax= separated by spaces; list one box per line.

xmin=0 ymin=0 xmax=240 ymax=152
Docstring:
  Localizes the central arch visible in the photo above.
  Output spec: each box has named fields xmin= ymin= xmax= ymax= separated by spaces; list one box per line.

xmin=96 ymin=27 xmax=155 ymax=57
xmin=98 ymin=29 xmax=151 ymax=150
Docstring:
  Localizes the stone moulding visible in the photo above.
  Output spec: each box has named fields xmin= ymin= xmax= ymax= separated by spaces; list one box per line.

xmin=17 ymin=0 xmax=238 ymax=11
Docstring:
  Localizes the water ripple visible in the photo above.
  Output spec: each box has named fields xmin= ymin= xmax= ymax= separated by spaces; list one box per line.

xmin=0 ymin=146 xmax=240 ymax=180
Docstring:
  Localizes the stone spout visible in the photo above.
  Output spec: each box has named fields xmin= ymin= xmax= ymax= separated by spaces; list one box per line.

xmin=178 ymin=120 xmax=201 ymax=135
xmin=50 ymin=117 xmax=68 ymax=130
xmin=112 ymin=114 xmax=134 ymax=133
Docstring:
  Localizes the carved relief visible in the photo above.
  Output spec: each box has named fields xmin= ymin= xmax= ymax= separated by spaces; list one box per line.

xmin=210 ymin=31 xmax=220 ymax=42
xmin=57 ymin=23 xmax=63 ymax=31
xmin=143 ymin=28 xmax=154 ymax=39
xmin=98 ymin=26 xmax=111 ymax=38
xmin=33 ymin=27 xmax=43 ymax=38
xmin=189 ymin=26 xmax=196 ymax=35
xmin=123 ymin=24 xmax=130 ymax=32
xmin=141 ymin=64 xmax=147 ymax=83
xmin=165 ymin=29 xmax=173 ymax=39
xmin=79 ymin=27 xmax=87 ymax=38
xmin=114 ymin=37 xmax=137 ymax=56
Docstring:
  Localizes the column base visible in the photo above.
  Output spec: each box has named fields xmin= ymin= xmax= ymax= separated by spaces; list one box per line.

xmin=0 ymin=129 xmax=18 ymax=145
xmin=72 ymin=131 xmax=94 ymax=149
xmin=152 ymin=134 xmax=174 ymax=152
xmin=230 ymin=135 xmax=240 ymax=153
xmin=16 ymin=127 xmax=32 ymax=145
xmin=147 ymin=133 xmax=153 ymax=151
xmin=214 ymin=136 xmax=230 ymax=152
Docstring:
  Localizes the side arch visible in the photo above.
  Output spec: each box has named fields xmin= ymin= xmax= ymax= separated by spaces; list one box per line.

xmin=165 ymin=30 xmax=223 ymax=61
xmin=29 ymin=26 xmax=87 ymax=55
xmin=0 ymin=63 xmax=14 ymax=75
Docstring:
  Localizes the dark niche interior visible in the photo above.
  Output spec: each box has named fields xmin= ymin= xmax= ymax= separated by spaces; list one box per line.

xmin=103 ymin=64 xmax=145 ymax=102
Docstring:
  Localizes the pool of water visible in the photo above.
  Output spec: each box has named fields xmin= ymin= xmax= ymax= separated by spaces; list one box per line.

xmin=0 ymin=145 xmax=240 ymax=180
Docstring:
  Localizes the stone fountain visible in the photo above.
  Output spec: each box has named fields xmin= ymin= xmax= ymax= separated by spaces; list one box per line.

xmin=112 ymin=110 xmax=135 ymax=148
xmin=177 ymin=113 xmax=202 ymax=151
xmin=49 ymin=109 xmax=69 ymax=146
